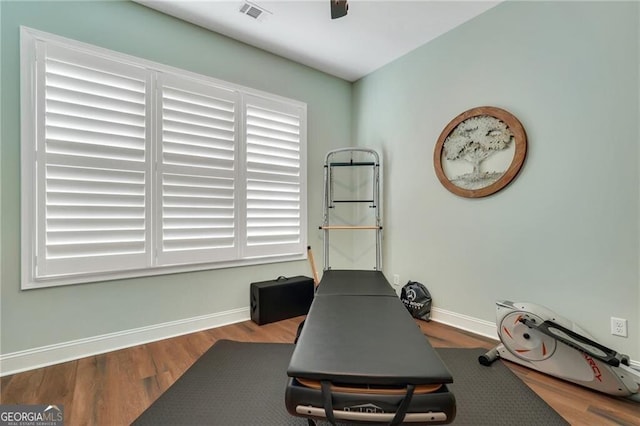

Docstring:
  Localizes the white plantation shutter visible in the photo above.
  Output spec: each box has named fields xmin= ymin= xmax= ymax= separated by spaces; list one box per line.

xmin=156 ymin=74 xmax=238 ymax=265
xmin=243 ymin=95 xmax=306 ymax=258
xmin=35 ymin=42 xmax=150 ymax=278
xmin=21 ymin=28 xmax=306 ymax=288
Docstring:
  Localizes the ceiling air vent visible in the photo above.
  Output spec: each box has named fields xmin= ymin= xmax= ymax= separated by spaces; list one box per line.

xmin=239 ymin=1 xmax=270 ymax=20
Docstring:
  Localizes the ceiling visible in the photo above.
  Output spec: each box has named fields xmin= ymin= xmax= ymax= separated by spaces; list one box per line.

xmin=135 ymin=0 xmax=500 ymax=82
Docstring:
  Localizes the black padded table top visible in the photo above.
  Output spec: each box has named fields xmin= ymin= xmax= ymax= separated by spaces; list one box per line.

xmin=315 ymin=269 xmax=397 ymax=297
xmin=288 ymin=294 xmax=453 ymax=386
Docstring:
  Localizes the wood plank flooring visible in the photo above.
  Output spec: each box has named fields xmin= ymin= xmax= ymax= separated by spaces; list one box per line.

xmin=1 ymin=317 xmax=639 ymax=425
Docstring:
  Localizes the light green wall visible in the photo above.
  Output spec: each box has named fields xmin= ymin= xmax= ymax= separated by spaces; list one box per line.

xmin=0 ymin=0 xmax=351 ymax=354
xmin=353 ymin=0 xmax=640 ymax=359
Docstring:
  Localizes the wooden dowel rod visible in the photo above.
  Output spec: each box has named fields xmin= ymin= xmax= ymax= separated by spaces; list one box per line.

xmin=307 ymin=246 xmax=320 ymax=287
xmin=319 ymin=225 xmax=382 ymax=230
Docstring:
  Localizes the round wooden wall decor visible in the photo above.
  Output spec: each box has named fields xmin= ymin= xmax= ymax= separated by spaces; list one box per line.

xmin=433 ymin=106 xmax=527 ymax=198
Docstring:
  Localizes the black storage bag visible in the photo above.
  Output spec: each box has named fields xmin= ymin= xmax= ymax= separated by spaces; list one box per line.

xmin=250 ymin=276 xmax=314 ymax=325
xmin=400 ymin=281 xmax=432 ymax=321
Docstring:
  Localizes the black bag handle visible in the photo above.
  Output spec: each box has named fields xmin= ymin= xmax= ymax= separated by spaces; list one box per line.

xmin=321 ymin=380 xmax=337 ymax=425
xmin=389 ymin=384 xmax=416 ymax=425
xmin=276 ymin=275 xmax=288 ymax=281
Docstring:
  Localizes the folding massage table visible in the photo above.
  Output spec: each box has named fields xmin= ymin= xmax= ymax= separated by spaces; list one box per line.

xmin=285 ymin=270 xmax=456 ymax=425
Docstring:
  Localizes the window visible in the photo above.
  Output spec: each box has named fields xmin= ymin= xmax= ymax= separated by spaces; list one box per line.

xmin=20 ymin=27 xmax=307 ymax=289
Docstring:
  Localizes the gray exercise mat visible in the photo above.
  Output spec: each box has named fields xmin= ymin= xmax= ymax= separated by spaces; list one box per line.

xmin=133 ymin=340 xmax=568 ymax=425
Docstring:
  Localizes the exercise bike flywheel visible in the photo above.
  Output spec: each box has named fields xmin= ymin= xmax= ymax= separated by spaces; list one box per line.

xmin=498 ymin=311 xmax=557 ymax=362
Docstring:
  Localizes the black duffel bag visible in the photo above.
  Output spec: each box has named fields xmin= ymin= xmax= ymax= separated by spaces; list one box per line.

xmin=400 ymin=281 xmax=432 ymax=321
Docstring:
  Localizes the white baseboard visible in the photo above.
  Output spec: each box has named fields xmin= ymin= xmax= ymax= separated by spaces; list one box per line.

xmin=431 ymin=306 xmax=498 ymax=341
xmin=0 ymin=307 xmax=250 ymax=377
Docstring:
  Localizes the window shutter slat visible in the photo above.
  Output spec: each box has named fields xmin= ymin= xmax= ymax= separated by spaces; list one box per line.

xmin=46 ymin=86 xmax=145 ymax=115
xmin=156 ymin=74 xmax=238 ymax=266
xmin=46 ymin=241 xmax=146 ymax=259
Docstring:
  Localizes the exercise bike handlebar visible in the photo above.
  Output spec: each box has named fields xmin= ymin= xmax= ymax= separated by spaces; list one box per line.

xmin=519 ymin=317 xmax=624 ymax=367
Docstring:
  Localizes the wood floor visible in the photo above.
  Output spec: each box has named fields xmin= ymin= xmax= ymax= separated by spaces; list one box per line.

xmin=1 ymin=317 xmax=639 ymax=425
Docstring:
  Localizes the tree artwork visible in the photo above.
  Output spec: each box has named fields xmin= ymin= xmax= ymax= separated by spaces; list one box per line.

xmin=443 ymin=115 xmax=514 ymax=190
xmin=434 ymin=106 xmax=527 ymax=198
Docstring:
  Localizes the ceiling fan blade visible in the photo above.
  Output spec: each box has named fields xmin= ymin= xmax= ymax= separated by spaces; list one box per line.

xmin=330 ymin=0 xmax=348 ymax=19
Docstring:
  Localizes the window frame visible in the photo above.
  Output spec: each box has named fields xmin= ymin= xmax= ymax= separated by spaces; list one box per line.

xmin=20 ymin=26 xmax=307 ymax=289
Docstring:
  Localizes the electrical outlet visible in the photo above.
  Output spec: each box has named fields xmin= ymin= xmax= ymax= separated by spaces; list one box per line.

xmin=611 ymin=317 xmax=628 ymax=337
xmin=393 ymin=274 xmax=400 ymax=286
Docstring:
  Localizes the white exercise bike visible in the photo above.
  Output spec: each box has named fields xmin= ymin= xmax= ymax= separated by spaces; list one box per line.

xmin=479 ymin=300 xmax=640 ymax=402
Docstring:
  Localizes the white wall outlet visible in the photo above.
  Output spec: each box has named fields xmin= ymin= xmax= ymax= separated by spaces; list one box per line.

xmin=611 ymin=317 xmax=628 ymax=337
xmin=393 ymin=274 xmax=400 ymax=286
